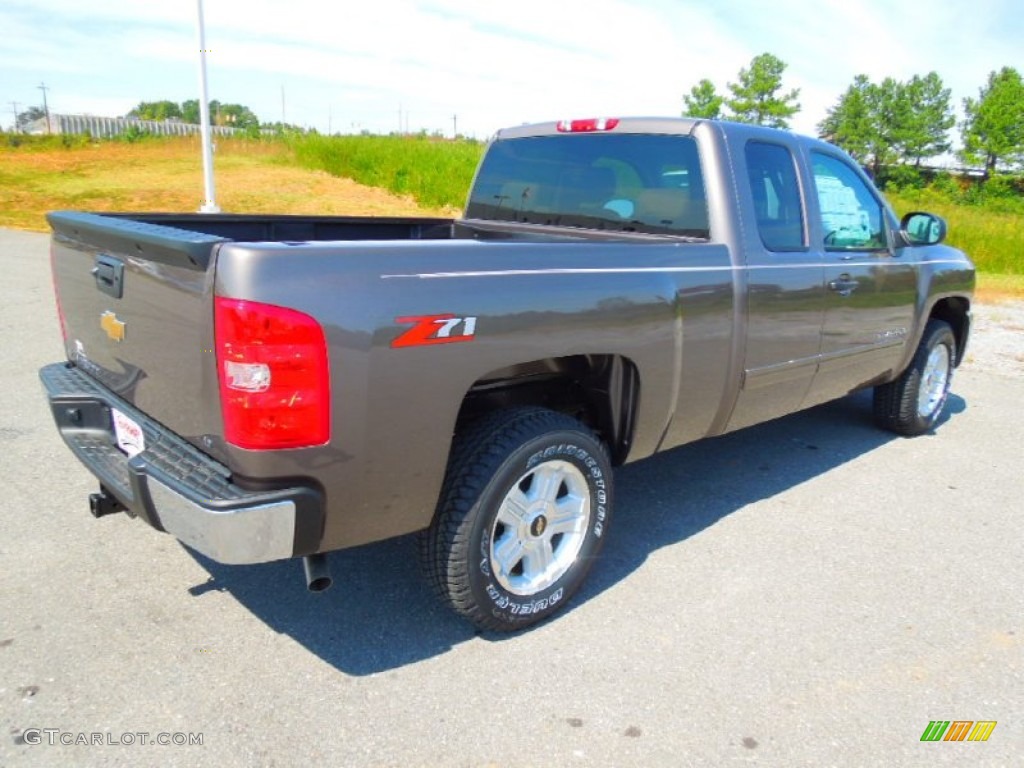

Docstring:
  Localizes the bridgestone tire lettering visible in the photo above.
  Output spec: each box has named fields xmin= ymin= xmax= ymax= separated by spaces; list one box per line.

xmin=419 ymin=407 xmax=613 ymax=632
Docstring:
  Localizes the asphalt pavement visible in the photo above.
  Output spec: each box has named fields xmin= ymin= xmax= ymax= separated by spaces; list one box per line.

xmin=1 ymin=227 xmax=1021 ymax=767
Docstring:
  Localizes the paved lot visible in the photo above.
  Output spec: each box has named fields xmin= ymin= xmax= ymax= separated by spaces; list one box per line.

xmin=1 ymin=227 xmax=1021 ymax=767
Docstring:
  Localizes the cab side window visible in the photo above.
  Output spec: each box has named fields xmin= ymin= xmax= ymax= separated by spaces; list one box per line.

xmin=745 ymin=142 xmax=806 ymax=251
xmin=811 ymin=153 xmax=887 ymax=250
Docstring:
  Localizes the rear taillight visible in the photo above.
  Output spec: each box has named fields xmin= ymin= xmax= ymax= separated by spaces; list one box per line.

xmin=50 ymin=245 xmax=68 ymax=346
xmin=215 ymin=297 xmax=330 ymax=450
xmin=556 ymin=118 xmax=620 ymax=133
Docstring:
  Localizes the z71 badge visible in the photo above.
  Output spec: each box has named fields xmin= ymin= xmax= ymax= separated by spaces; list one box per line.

xmin=391 ymin=314 xmax=477 ymax=348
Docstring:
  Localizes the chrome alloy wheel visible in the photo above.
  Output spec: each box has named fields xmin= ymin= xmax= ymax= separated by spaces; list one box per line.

xmin=489 ymin=460 xmax=591 ymax=596
xmin=917 ymin=343 xmax=951 ymax=419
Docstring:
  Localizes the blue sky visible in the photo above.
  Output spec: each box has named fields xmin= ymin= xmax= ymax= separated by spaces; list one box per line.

xmin=2 ymin=0 xmax=1021 ymax=148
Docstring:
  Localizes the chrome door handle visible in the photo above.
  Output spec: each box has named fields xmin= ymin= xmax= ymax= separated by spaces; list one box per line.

xmin=828 ymin=274 xmax=859 ymax=297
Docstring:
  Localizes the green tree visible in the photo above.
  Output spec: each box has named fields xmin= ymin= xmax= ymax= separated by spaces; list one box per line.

xmin=961 ymin=66 xmax=1024 ymax=177
xmin=725 ymin=53 xmax=800 ymax=128
xmin=683 ymin=79 xmax=724 ymax=119
xmin=820 ymin=73 xmax=954 ymax=177
xmin=16 ymin=105 xmax=47 ymax=131
xmin=127 ymin=100 xmax=182 ymax=121
xmin=181 ymin=99 xmax=201 ymax=124
xmin=872 ymin=77 xmax=912 ymax=170
xmin=897 ymin=72 xmax=954 ymax=166
xmin=818 ymin=74 xmax=878 ymax=165
xmin=212 ymin=103 xmax=259 ymax=129
xmin=179 ymin=99 xmax=259 ymax=129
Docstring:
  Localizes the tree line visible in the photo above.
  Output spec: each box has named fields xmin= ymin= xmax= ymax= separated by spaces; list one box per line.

xmin=683 ymin=54 xmax=1024 ymax=179
xmin=127 ymin=99 xmax=260 ymax=130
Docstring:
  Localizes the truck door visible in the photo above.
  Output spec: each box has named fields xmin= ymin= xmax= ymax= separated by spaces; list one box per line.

xmin=726 ymin=140 xmax=826 ymax=432
xmin=803 ymin=152 xmax=917 ymax=407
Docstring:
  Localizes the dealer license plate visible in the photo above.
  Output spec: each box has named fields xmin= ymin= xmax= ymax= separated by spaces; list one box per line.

xmin=111 ymin=408 xmax=146 ymax=458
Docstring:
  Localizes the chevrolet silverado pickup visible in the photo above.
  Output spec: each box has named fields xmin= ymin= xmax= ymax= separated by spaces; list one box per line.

xmin=39 ymin=117 xmax=974 ymax=631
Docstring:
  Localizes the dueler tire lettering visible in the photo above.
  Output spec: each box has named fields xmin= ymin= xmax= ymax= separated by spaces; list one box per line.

xmin=873 ymin=319 xmax=956 ymax=436
xmin=419 ymin=407 xmax=613 ymax=632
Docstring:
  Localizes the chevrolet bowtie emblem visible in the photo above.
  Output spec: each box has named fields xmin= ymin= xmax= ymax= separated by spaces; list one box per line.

xmin=100 ymin=311 xmax=126 ymax=342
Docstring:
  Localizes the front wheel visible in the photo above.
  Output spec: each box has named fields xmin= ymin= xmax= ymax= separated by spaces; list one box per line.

xmin=420 ymin=408 xmax=612 ymax=632
xmin=873 ymin=319 xmax=956 ymax=436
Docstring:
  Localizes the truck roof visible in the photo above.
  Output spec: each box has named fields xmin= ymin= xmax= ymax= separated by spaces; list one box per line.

xmin=494 ymin=116 xmax=832 ymax=152
xmin=496 ymin=116 xmax=703 ymax=140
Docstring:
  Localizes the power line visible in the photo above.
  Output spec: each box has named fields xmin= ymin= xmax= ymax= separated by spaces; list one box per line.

xmin=195 ymin=0 xmax=219 ymax=213
xmin=38 ymin=82 xmax=51 ymax=134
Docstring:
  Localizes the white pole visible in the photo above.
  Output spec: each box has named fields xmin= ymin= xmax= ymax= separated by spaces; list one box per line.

xmin=196 ymin=0 xmax=219 ymax=213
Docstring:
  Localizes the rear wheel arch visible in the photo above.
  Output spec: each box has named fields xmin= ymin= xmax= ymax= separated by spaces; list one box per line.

xmin=453 ymin=354 xmax=640 ymax=466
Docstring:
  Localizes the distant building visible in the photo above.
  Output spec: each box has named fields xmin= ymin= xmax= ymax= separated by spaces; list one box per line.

xmin=25 ymin=114 xmax=244 ymax=138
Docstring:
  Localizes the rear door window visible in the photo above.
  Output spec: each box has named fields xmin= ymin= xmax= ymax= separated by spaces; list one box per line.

xmin=744 ymin=141 xmax=806 ymax=251
xmin=467 ymin=134 xmax=709 ymax=238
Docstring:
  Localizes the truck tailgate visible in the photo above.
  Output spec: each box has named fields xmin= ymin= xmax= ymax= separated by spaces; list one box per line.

xmin=48 ymin=211 xmax=228 ymax=450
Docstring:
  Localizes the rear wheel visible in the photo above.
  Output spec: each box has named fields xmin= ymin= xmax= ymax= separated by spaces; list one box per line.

xmin=873 ymin=319 xmax=956 ymax=436
xmin=420 ymin=408 xmax=612 ymax=632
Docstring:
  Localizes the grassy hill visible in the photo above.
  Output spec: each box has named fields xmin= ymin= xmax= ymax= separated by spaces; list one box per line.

xmin=0 ymin=134 xmax=458 ymax=232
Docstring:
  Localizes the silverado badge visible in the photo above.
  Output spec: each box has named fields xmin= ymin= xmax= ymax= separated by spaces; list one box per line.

xmin=100 ymin=310 xmax=126 ymax=342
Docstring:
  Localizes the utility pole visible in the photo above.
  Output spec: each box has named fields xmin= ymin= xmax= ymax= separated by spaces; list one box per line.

xmin=9 ymin=101 xmax=20 ymax=133
xmin=195 ymin=0 xmax=219 ymax=212
xmin=452 ymin=114 xmax=457 ymax=139
xmin=38 ymin=83 xmax=51 ymax=133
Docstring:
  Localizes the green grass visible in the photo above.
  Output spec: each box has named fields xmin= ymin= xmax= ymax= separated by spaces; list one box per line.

xmin=3 ymin=132 xmax=94 ymax=151
xmin=0 ymin=134 xmax=448 ymax=231
xmin=288 ymin=133 xmax=484 ymax=210
xmin=975 ymin=272 xmax=1024 ymax=302
xmin=886 ymin=188 xmax=1024 ymax=277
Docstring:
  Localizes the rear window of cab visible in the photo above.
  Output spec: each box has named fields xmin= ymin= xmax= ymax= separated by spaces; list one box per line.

xmin=467 ymin=134 xmax=710 ymax=239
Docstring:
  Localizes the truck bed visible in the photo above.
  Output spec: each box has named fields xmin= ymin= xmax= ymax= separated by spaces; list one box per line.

xmin=102 ymin=212 xmax=457 ymax=243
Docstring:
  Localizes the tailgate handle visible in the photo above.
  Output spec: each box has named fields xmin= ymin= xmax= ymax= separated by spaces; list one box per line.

xmin=92 ymin=254 xmax=124 ymax=299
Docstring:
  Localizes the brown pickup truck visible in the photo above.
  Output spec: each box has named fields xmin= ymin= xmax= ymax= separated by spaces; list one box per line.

xmin=39 ymin=117 xmax=974 ymax=631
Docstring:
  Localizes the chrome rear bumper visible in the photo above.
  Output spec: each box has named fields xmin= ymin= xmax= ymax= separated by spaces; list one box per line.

xmin=40 ymin=362 xmax=322 ymax=564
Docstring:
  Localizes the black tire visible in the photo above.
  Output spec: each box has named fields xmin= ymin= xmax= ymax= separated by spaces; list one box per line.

xmin=420 ymin=407 xmax=612 ymax=632
xmin=873 ymin=319 xmax=956 ymax=436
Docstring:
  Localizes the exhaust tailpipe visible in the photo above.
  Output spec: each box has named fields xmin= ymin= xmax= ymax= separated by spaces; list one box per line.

xmin=302 ymin=554 xmax=332 ymax=593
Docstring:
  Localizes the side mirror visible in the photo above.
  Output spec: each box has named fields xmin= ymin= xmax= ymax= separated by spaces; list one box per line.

xmin=900 ymin=212 xmax=947 ymax=246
